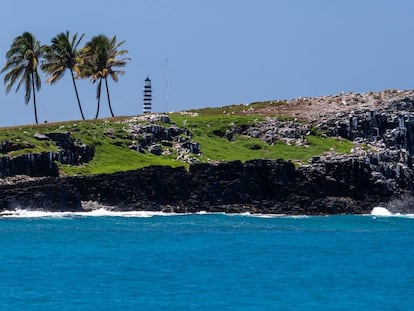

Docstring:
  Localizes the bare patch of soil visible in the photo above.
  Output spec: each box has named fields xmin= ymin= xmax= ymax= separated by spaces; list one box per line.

xmin=243 ymin=89 xmax=414 ymax=122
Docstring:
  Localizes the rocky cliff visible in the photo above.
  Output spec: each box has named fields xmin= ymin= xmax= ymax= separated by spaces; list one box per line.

xmin=0 ymin=157 xmax=410 ymax=215
xmin=2 ymin=90 xmax=414 ymax=215
xmin=0 ymin=132 xmax=94 ymax=177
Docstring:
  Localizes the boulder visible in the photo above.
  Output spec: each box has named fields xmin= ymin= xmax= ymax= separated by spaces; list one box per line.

xmin=34 ymin=133 xmax=49 ymax=140
xmin=148 ymin=144 xmax=162 ymax=155
xmin=160 ymin=115 xmax=171 ymax=124
xmin=0 ymin=141 xmax=35 ymax=154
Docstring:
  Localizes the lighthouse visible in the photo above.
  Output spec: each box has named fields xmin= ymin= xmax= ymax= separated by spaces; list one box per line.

xmin=143 ymin=76 xmax=152 ymax=114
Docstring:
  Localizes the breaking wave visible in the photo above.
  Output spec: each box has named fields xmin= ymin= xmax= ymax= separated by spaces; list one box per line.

xmin=0 ymin=208 xmax=184 ymax=219
xmin=0 ymin=209 xmax=295 ymax=219
xmin=1 ymin=203 xmax=413 ymax=219
xmin=370 ymin=206 xmax=414 ymax=218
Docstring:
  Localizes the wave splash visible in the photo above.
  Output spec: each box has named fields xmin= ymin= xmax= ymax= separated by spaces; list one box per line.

xmin=370 ymin=206 xmax=414 ymax=218
xmin=0 ymin=208 xmax=184 ymax=219
xmin=1 ymin=203 xmax=413 ymax=219
xmin=0 ymin=201 xmax=302 ymax=219
xmin=0 ymin=209 xmax=294 ymax=219
xmin=371 ymin=207 xmax=393 ymax=216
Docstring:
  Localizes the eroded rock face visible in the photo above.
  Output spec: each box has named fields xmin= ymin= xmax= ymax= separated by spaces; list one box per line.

xmin=319 ymin=97 xmax=414 ymax=168
xmin=4 ymin=93 xmax=414 ymax=214
xmin=0 ymin=158 xmax=406 ymax=215
xmin=45 ymin=132 xmax=94 ymax=164
xmin=0 ymin=177 xmax=81 ymax=211
xmin=0 ymin=132 xmax=94 ymax=178
xmin=124 ymin=114 xmax=201 ymax=162
xmin=0 ymin=153 xmax=59 ymax=177
xmin=148 ymin=144 xmax=162 ymax=155
xmin=0 ymin=141 xmax=35 ymax=153
xmin=243 ymin=119 xmax=311 ymax=146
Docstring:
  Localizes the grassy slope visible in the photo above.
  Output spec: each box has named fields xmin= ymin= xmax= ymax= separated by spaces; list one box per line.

xmin=169 ymin=113 xmax=352 ymax=163
xmin=0 ymin=103 xmax=354 ymax=176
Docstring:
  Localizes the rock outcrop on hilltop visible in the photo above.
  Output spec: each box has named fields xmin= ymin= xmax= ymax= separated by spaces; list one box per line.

xmin=2 ymin=89 xmax=414 ymax=215
xmin=0 ymin=132 xmax=94 ymax=177
xmin=124 ymin=115 xmax=201 ymax=162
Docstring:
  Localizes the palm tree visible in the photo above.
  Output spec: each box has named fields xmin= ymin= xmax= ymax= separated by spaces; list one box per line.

xmin=80 ymin=34 xmax=129 ymax=119
xmin=41 ymin=31 xmax=86 ymax=120
xmin=1 ymin=32 xmax=44 ymax=124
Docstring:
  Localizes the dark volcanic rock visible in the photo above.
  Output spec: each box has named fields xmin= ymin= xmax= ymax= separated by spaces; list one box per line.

xmin=0 ymin=141 xmax=35 ymax=153
xmin=320 ymin=97 xmax=414 ymax=167
xmin=46 ymin=132 xmax=94 ymax=164
xmin=0 ymin=178 xmax=81 ymax=211
xmin=4 ymin=94 xmax=414 ymax=214
xmin=1 ymin=153 xmax=59 ymax=177
xmin=148 ymin=144 xmax=162 ymax=155
xmin=34 ymin=133 xmax=49 ymax=140
xmin=0 ymin=132 xmax=94 ymax=178
xmin=0 ymin=159 xmax=402 ymax=215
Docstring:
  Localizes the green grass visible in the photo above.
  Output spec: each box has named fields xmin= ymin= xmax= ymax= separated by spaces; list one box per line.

xmin=182 ymin=134 xmax=352 ymax=164
xmin=0 ymin=117 xmax=185 ymax=176
xmin=169 ymin=113 xmax=353 ymax=164
xmin=169 ymin=113 xmax=261 ymax=133
xmin=59 ymin=142 xmax=184 ymax=175
xmin=0 ymin=126 xmax=61 ymax=156
xmin=186 ymin=100 xmax=287 ymax=116
xmin=0 ymin=107 xmax=354 ymax=175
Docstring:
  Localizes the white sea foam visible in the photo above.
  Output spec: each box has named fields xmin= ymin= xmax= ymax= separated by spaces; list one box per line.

xmin=3 ymin=206 xmax=412 ymax=219
xmin=371 ymin=207 xmax=393 ymax=216
xmin=369 ymin=206 xmax=414 ymax=218
xmin=196 ymin=211 xmax=211 ymax=215
xmin=194 ymin=211 xmax=299 ymax=218
xmin=0 ymin=208 xmax=183 ymax=219
xmin=0 ymin=210 xmax=71 ymax=218
xmin=241 ymin=213 xmax=286 ymax=218
xmin=0 ymin=208 xmax=311 ymax=219
xmin=235 ymin=212 xmax=307 ymax=219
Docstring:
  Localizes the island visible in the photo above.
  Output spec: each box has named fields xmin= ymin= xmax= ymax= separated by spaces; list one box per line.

xmin=1 ymin=89 xmax=414 ymax=215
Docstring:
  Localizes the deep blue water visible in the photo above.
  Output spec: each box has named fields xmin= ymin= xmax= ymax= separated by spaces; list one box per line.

xmin=0 ymin=213 xmax=413 ymax=310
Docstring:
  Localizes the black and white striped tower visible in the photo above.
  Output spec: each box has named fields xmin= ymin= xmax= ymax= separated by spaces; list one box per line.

xmin=143 ymin=76 xmax=152 ymax=114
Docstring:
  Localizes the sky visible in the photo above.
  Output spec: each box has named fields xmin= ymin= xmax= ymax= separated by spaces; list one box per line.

xmin=1 ymin=0 xmax=414 ymax=126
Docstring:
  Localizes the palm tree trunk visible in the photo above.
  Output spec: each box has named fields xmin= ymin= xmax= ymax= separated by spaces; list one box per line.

xmin=95 ymin=78 xmax=102 ymax=119
xmin=70 ymin=69 xmax=85 ymax=120
xmin=31 ymin=72 xmax=39 ymax=124
xmin=105 ymin=77 xmax=115 ymax=118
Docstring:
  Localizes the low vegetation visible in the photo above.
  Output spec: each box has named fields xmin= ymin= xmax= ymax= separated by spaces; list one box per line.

xmin=187 ymin=100 xmax=287 ymax=116
xmin=0 ymin=32 xmax=353 ymax=177
xmin=168 ymin=112 xmax=352 ymax=164
xmin=0 ymin=103 xmax=354 ymax=176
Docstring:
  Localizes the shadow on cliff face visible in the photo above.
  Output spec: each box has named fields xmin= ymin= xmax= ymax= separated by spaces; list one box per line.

xmin=0 ymin=132 xmax=94 ymax=178
xmin=386 ymin=195 xmax=414 ymax=214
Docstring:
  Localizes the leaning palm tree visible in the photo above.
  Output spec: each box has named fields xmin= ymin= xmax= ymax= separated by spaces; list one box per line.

xmin=1 ymin=32 xmax=44 ymax=124
xmin=41 ymin=31 xmax=86 ymax=120
xmin=80 ymin=34 xmax=129 ymax=119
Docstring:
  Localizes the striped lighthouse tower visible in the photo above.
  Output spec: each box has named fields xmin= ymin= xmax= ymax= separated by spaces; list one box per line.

xmin=143 ymin=76 xmax=152 ymax=114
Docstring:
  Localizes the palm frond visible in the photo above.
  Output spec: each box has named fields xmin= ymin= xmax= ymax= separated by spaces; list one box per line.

xmin=2 ymin=31 xmax=43 ymax=106
xmin=14 ymin=71 xmax=28 ymax=93
xmin=5 ymin=67 xmax=25 ymax=94
xmin=74 ymin=32 xmax=85 ymax=50
xmin=34 ymin=71 xmax=41 ymax=91
xmin=4 ymin=65 xmax=24 ymax=82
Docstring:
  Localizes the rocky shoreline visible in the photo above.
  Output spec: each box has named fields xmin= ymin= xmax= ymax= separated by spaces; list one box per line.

xmin=0 ymin=157 xmax=411 ymax=215
xmin=2 ymin=90 xmax=414 ymax=215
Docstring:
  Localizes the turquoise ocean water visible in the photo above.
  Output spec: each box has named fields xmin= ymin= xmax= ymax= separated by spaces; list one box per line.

xmin=0 ymin=211 xmax=413 ymax=310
